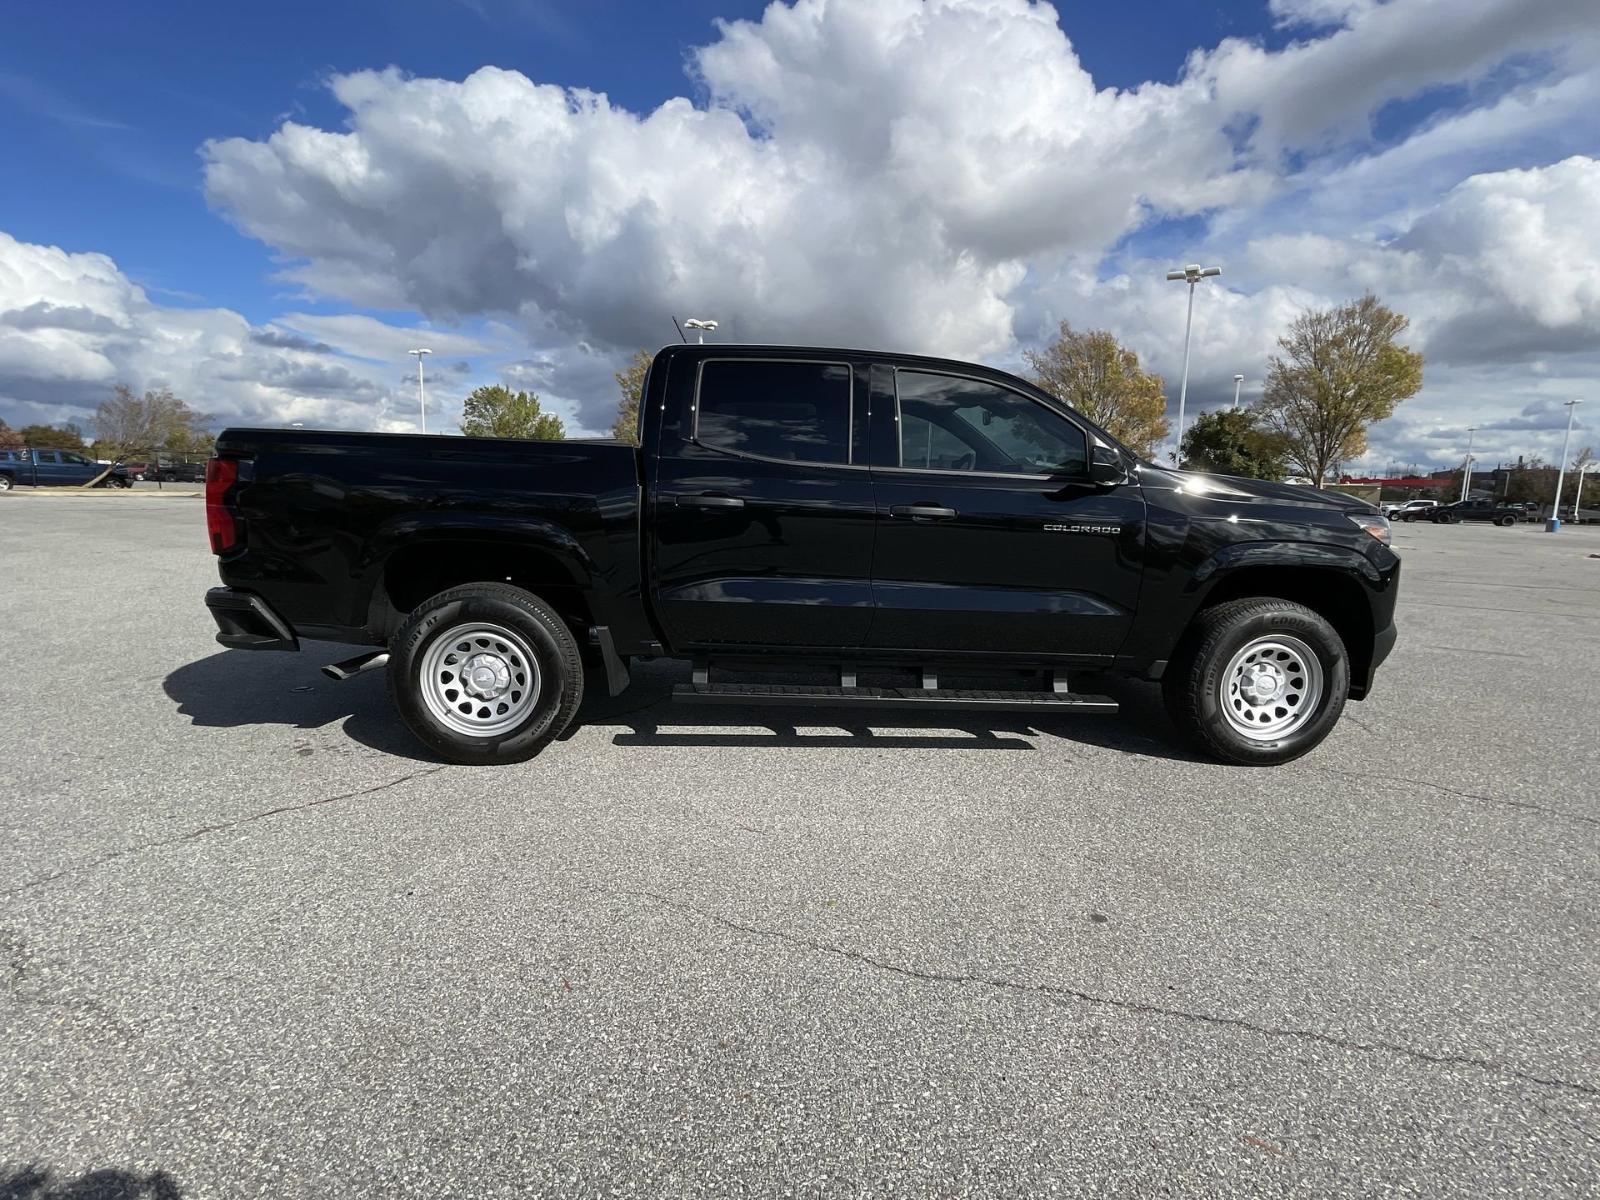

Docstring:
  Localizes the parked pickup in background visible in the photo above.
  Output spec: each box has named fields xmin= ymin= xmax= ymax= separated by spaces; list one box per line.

xmin=201 ymin=343 xmax=1401 ymax=767
xmin=1428 ymin=499 xmax=1524 ymax=526
xmin=0 ymin=448 xmax=129 ymax=489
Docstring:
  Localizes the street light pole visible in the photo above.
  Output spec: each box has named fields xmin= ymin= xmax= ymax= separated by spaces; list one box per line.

xmin=1459 ymin=426 xmax=1476 ymax=501
xmin=1165 ymin=264 xmax=1221 ymax=466
xmin=1547 ymin=399 xmax=1582 ymax=531
xmin=1232 ymin=374 xmax=1244 ymax=411
xmin=408 ymin=348 xmax=432 ymax=434
xmin=1574 ymin=464 xmax=1593 ymax=520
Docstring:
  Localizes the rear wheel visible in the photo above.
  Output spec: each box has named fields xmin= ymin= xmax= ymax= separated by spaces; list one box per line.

xmin=0 ymin=473 xmax=13 ymax=491
xmin=1496 ymin=515 xmax=1514 ymax=527
xmin=1164 ymin=598 xmax=1350 ymax=766
xmin=388 ymin=583 xmax=584 ymax=765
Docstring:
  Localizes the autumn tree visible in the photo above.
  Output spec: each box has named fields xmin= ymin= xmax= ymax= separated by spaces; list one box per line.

xmin=459 ymin=385 xmax=565 ymax=440
xmin=0 ymin=419 xmax=21 ymax=451
xmin=17 ymin=422 xmax=87 ymax=450
xmin=1025 ymin=323 xmax=1168 ymax=459
xmin=1253 ymin=295 xmax=1423 ymax=485
xmin=1179 ymin=409 xmax=1288 ymax=480
xmin=93 ymin=385 xmax=214 ymax=458
xmin=610 ymin=349 xmax=652 ymax=445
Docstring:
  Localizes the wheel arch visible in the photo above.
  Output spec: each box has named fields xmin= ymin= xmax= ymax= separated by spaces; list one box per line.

xmin=361 ymin=518 xmax=600 ymax=639
xmin=1184 ymin=549 xmax=1380 ymax=698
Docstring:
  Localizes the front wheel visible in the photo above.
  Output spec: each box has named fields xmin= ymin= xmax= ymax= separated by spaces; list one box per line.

xmin=387 ymin=583 xmax=585 ymax=765
xmin=1496 ymin=515 xmax=1514 ymax=527
xmin=0 ymin=474 xmax=13 ymax=491
xmin=1164 ymin=598 xmax=1350 ymax=766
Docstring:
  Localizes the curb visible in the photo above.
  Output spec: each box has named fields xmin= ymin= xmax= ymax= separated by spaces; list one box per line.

xmin=0 ymin=488 xmax=202 ymax=499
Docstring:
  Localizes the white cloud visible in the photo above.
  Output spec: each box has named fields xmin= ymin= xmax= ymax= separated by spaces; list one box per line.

xmin=7 ymin=0 xmax=1599 ymax=466
xmin=0 ymin=232 xmax=482 ymax=435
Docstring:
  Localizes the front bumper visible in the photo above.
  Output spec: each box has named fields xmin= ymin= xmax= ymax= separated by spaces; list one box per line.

xmin=205 ymin=587 xmax=300 ymax=651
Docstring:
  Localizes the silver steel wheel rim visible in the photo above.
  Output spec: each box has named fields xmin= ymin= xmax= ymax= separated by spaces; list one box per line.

xmin=419 ymin=622 xmax=542 ymax=738
xmin=1220 ymin=634 xmax=1324 ymax=742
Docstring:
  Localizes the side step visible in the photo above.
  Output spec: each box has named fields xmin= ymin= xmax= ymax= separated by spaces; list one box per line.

xmin=672 ymin=682 xmax=1117 ymax=713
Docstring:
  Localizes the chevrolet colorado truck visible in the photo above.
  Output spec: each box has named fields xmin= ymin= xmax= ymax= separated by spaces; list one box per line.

xmin=202 ymin=344 xmax=1399 ymax=766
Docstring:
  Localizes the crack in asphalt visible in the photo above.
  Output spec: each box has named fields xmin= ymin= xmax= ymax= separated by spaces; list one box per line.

xmin=613 ymin=889 xmax=1600 ymax=1101
xmin=1 ymin=927 xmax=132 ymax=1040
xmin=3 ymin=766 xmax=447 ymax=898
xmin=1312 ymin=767 xmax=1599 ymax=829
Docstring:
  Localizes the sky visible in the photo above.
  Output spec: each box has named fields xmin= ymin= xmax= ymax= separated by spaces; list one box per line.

xmin=1 ymin=0 xmax=1597 ymax=472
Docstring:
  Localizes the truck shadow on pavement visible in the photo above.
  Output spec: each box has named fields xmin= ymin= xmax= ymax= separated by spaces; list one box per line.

xmin=0 ymin=1164 xmax=182 ymax=1200
xmin=164 ymin=648 xmax=1201 ymax=764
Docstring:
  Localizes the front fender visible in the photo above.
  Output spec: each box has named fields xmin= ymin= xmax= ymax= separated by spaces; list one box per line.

xmin=1187 ymin=540 xmax=1385 ymax=593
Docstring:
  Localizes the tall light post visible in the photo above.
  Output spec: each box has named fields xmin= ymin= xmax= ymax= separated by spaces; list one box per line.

xmin=683 ymin=318 xmax=718 ymax=343
xmin=1459 ymin=426 xmax=1477 ymax=501
xmin=408 ymin=348 xmax=432 ymax=434
xmin=1165 ymin=263 xmax=1221 ymax=465
xmin=1232 ymin=374 xmax=1244 ymax=411
xmin=1573 ymin=463 xmax=1594 ymax=520
xmin=1547 ymin=399 xmax=1582 ymax=531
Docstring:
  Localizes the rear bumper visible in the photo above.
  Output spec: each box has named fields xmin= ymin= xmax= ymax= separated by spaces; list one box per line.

xmin=205 ymin=587 xmax=300 ymax=651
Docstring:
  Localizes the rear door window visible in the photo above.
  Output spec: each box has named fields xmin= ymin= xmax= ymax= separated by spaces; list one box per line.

xmin=695 ymin=360 xmax=852 ymax=466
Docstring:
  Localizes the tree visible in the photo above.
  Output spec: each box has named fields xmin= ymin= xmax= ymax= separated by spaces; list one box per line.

xmin=0 ymin=418 xmax=22 ymax=451
xmin=611 ymin=349 xmax=652 ymax=445
xmin=92 ymin=385 xmax=214 ymax=458
xmin=16 ymin=422 xmax=87 ymax=450
xmin=1179 ymin=409 xmax=1288 ymax=479
xmin=1025 ymin=322 xmax=1169 ymax=459
xmin=459 ymin=385 xmax=565 ymax=440
xmin=1253 ymin=294 xmax=1423 ymax=485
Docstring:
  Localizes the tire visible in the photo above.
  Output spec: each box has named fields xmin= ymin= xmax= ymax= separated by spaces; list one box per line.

xmin=0 ymin=473 xmax=13 ymax=491
xmin=1496 ymin=515 xmax=1514 ymax=527
xmin=1163 ymin=598 xmax=1350 ymax=766
xmin=387 ymin=583 xmax=585 ymax=766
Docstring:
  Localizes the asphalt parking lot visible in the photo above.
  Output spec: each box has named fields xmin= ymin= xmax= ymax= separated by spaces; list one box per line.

xmin=2 ymin=497 xmax=1597 ymax=1197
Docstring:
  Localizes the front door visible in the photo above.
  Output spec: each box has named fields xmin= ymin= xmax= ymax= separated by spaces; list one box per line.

xmin=865 ymin=366 xmax=1146 ymax=659
xmin=649 ymin=355 xmax=876 ymax=651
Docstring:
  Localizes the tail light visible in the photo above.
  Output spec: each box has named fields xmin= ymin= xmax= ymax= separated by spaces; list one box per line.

xmin=205 ymin=457 xmax=240 ymax=554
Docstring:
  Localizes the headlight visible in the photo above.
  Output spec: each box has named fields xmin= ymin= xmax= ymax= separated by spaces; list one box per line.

xmin=1348 ymin=512 xmax=1392 ymax=545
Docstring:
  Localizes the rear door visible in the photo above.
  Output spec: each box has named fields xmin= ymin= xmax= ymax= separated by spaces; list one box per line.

xmin=648 ymin=354 xmax=877 ymax=650
xmin=32 ymin=450 xmax=66 ymax=484
xmin=864 ymin=365 xmax=1146 ymax=659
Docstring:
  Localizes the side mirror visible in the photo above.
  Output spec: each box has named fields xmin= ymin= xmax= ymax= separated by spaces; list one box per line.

xmin=1086 ymin=444 xmax=1126 ymax=485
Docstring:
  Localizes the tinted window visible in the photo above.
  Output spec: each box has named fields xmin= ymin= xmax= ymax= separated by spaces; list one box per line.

xmin=36 ymin=451 xmax=60 ymax=464
xmin=896 ymin=371 xmax=1087 ymax=476
xmin=697 ymin=360 xmax=851 ymax=465
xmin=63 ymin=452 xmax=90 ymax=465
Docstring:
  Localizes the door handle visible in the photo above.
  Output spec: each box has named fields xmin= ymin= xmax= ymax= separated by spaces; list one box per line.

xmin=676 ymin=493 xmax=746 ymax=509
xmin=889 ymin=503 xmax=957 ymax=521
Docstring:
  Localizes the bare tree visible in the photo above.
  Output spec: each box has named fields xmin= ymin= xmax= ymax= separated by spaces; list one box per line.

xmin=93 ymin=385 xmax=214 ymax=458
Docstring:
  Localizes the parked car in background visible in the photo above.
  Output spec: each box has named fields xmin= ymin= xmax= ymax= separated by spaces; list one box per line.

xmin=1385 ymin=499 xmax=1440 ymax=521
xmin=1429 ymin=499 xmax=1523 ymax=526
xmin=0 ymin=448 xmax=130 ymax=489
xmin=148 ymin=458 xmax=207 ymax=483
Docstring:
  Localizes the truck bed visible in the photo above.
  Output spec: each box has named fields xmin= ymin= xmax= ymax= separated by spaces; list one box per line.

xmin=212 ymin=428 xmax=646 ymax=648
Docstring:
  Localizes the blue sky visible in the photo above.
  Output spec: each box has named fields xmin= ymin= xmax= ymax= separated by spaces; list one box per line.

xmin=1 ymin=0 xmax=1597 ymax=469
xmin=2 ymin=0 xmax=1293 ymax=321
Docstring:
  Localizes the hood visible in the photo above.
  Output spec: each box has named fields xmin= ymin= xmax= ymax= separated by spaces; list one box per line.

xmin=1138 ymin=466 xmax=1378 ymax=513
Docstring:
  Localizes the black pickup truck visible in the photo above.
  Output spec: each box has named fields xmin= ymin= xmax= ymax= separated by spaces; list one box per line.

xmin=202 ymin=344 xmax=1399 ymax=766
xmin=1427 ymin=498 xmax=1523 ymax=526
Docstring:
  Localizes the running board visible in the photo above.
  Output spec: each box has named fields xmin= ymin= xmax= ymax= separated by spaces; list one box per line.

xmin=672 ymin=683 xmax=1117 ymax=713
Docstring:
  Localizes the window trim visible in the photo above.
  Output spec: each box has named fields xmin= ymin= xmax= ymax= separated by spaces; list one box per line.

xmin=887 ymin=366 xmax=1092 ymax=482
xmin=691 ymin=357 xmax=862 ymax=471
